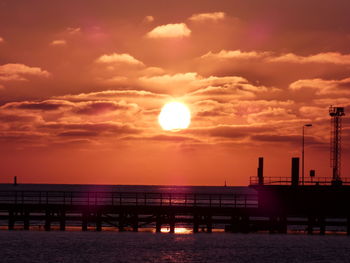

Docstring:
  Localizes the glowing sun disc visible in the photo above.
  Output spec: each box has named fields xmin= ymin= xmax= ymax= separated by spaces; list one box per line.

xmin=158 ymin=102 xmax=191 ymax=131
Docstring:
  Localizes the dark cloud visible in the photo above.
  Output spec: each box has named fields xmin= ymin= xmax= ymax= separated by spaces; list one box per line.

xmin=75 ymin=101 xmax=131 ymax=115
xmin=0 ymin=113 xmax=37 ymax=123
xmin=58 ymin=131 xmax=99 ymax=137
xmin=251 ymin=134 xmax=324 ymax=146
xmin=2 ymin=100 xmax=69 ymax=111
xmin=122 ymin=134 xmax=199 ymax=142
xmin=43 ymin=122 xmax=140 ymax=134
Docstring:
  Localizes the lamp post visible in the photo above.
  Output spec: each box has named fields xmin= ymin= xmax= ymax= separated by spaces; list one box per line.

xmin=302 ymin=124 xmax=312 ymax=185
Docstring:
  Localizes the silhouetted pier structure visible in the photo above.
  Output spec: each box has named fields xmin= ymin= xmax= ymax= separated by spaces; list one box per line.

xmin=1 ymin=158 xmax=350 ymax=234
xmin=0 ymin=191 xmax=258 ymax=233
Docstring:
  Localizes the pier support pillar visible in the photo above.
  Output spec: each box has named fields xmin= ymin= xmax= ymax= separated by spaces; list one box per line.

xmin=23 ymin=211 xmax=30 ymax=230
xmin=45 ymin=211 xmax=51 ymax=231
xmin=241 ymin=216 xmax=250 ymax=233
xmin=132 ymin=214 xmax=138 ymax=232
xmin=118 ymin=213 xmax=125 ymax=232
xmin=60 ymin=211 xmax=66 ymax=231
xmin=206 ymin=215 xmax=212 ymax=233
xmin=319 ymin=217 xmax=325 ymax=235
xmin=96 ymin=212 xmax=102 ymax=231
xmin=156 ymin=214 xmax=162 ymax=233
xmin=169 ymin=223 xmax=175 ymax=233
xmin=269 ymin=216 xmax=277 ymax=234
xmin=230 ymin=216 xmax=239 ymax=233
xmin=277 ymin=216 xmax=287 ymax=234
xmin=82 ymin=212 xmax=88 ymax=231
xmin=169 ymin=214 xmax=175 ymax=233
xmin=193 ymin=214 xmax=199 ymax=233
xmin=8 ymin=211 xmax=15 ymax=230
xmin=307 ymin=217 xmax=314 ymax=235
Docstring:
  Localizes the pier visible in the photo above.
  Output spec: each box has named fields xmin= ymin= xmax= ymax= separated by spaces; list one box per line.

xmin=1 ymin=157 xmax=349 ymax=234
xmin=0 ymin=191 xmax=258 ymax=233
xmin=0 ymin=183 xmax=350 ymax=234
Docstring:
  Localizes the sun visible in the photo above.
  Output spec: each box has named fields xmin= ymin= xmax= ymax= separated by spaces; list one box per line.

xmin=158 ymin=102 xmax=191 ymax=131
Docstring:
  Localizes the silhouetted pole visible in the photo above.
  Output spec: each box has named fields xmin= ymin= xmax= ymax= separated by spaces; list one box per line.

xmin=302 ymin=124 xmax=312 ymax=185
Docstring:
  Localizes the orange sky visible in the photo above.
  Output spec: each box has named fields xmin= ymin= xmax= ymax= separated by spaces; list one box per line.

xmin=0 ymin=0 xmax=349 ymax=185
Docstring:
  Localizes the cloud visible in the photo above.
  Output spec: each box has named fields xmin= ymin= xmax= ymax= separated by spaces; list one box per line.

xmin=146 ymin=23 xmax=191 ymax=38
xmin=185 ymin=124 xmax=272 ymax=140
xmin=2 ymin=100 xmax=71 ymax=111
xmin=201 ymin=49 xmax=350 ymax=65
xmin=187 ymin=76 xmax=268 ymax=100
xmin=143 ymin=16 xmax=154 ymax=23
xmin=197 ymin=49 xmax=350 ymax=88
xmin=139 ymin=72 xmax=199 ymax=93
xmin=53 ymin=89 xmax=169 ymax=111
xmin=66 ymin=27 xmax=81 ymax=35
xmin=50 ymin=39 xmax=67 ymax=46
xmin=96 ymin=53 xmax=144 ymax=66
xmin=55 ymin=89 xmax=167 ymax=101
xmin=0 ymin=63 xmax=50 ymax=81
xmin=246 ymin=107 xmax=296 ymax=123
xmin=192 ymin=100 xmax=234 ymax=118
xmin=0 ymin=37 xmax=4 ymax=43
xmin=313 ymin=98 xmax=350 ymax=107
xmin=190 ymin=85 xmax=256 ymax=99
xmin=0 ymin=131 xmax=45 ymax=144
xmin=139 ymin=73 xmax=270 ymax=97
xmin=43 ymin=122 xmax=140 ymax=137
xmin=0 ymin=112 xmax=38 ymax=123
xmin=189 ymin=12 xmax=226 ymax=22
xmin=122 ymin=134 xmax=199 ymax=142
xmin=74 ymin=101 xmax=139 ymax=115
xmin=201 ymin=49 xmax=270 ymax=60
xmin=289 ymin=77 xmax=350 ymax=96
xmin=268 ymin=52 xmax=350 ymax=65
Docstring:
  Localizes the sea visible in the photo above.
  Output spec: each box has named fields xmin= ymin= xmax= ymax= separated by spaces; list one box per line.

xmin=0 ymin=184 xmax=349 ymax=263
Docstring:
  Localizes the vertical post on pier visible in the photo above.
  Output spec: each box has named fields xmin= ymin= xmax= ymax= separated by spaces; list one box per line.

xmin=45 ymin=210 xmax=51 ymax=231
xmin=206 ymin=215 xmax=212 ymax=233
xmin=258 ymin=157 xmax=264 ymax=185
xmin=169 ymin=214 xmax=175 ymax=233
xmin=118 ymin=212 xmax=125 ymax=232
xmin=307 ymin=216 xmax=314 ymax=235
xmin=193 ymin=214 xmax=199 ymax=233
xmin=277 ymin=216 xmax=287 ymax=234
xmin=241 ymin=216 xmax=250 ymax=233
xmin=291 ymin=157 xmax=300 ymax=186
xmin=23 ymin=211 xmax=29 ymax=230
xmin=8 ymin=210 xmax=15 ymax=230
xmin=319 ymin=217 xmax=325 ymax=235
xmin=269 ymin=216 xmax=276 ymax=234
xmin=230 ymin=216 xmax=239 ymax=233
xmin=60 ymin=210 xmax=66 ymax=231
xmin=156 ymin=214 xmax=162 ymax=233
xmin=82 ymin=212 xmax=88 ymax=231
xmin=132 ymin=214 xmax=138 ymax=232
xmin=96 ymin=212 xmax=102 ymax=231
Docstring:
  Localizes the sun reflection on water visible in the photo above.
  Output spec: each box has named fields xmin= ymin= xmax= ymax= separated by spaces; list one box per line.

xmin=160 ymin=227 xmax=192 ymax=234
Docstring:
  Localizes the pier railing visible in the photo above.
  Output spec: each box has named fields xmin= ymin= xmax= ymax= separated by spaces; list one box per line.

xmin=0 ymin=191 xmax=258 ymax=208
xmin=250 ymin=176 xmax=350 ymax=186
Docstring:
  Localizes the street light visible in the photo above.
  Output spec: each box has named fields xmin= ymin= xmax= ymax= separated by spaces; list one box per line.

xmin=302 ymin=124 xmax=312 ymax=185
